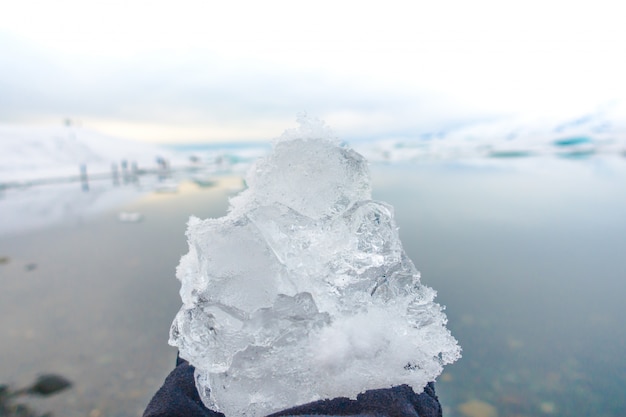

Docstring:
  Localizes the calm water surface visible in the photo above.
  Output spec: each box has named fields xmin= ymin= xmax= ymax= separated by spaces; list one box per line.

xmin=1 ymin=158 xmax=625 ymax=417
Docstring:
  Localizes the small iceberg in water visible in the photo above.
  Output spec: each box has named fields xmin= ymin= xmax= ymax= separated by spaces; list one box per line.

xmin=118 ymin=212 xmax=144 ymax=223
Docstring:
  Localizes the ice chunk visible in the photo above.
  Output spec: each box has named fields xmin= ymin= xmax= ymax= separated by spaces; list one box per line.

xmin=169 ymin=115 xmax=461 ymax=417
xmin=118 ymin=212 xmax=143 ymax=223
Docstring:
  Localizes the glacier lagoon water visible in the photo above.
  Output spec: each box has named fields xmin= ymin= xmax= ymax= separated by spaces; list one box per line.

xmin=1 ymin=156 xmax=626 ymax=417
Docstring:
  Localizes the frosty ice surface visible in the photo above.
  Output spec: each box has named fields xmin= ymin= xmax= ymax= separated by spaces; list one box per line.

xmin=169 ymin=115 xmax=461 ymax=416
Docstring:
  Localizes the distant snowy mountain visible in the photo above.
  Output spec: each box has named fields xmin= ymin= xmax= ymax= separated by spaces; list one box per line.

xmin=0 ymin=124 xmax=182 ymax=183
xmin=354 ymin=106 xmax=626 ymax=162
xmin=2 ymin=106 xmax=625 ymax=187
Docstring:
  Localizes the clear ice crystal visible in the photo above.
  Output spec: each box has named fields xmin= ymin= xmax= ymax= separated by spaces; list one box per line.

xmin=169 ymin=115 xmax=461 ymax=416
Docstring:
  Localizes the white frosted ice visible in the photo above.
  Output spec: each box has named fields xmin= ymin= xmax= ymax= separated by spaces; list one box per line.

xmin=169 ymin=115 xmax=461 ymax=416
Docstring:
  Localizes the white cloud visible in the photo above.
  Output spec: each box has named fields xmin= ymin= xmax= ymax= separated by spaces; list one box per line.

xmin=1 ymin=0 xmax=625 ymax=142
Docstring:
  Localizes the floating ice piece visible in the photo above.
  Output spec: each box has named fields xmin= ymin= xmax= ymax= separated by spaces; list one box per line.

xmin=169 ymin=115 xmax=461 ymax=417
xmin=118 ymin=212 xmax=143 ymax=223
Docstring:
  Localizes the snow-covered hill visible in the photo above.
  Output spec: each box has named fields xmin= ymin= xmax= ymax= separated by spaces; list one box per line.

xmin=0 ymin=124 xmax=184 ymax=184
xmin=354 ymin=106 xmax=626 ymax=162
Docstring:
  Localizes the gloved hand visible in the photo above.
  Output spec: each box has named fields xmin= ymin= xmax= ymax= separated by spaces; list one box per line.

xmin=143 ymin=356 xmax=442 ymax=417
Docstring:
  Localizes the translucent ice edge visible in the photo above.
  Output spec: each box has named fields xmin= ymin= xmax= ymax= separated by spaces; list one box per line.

xmin=169 ymin=115 xmax=461 ymax=417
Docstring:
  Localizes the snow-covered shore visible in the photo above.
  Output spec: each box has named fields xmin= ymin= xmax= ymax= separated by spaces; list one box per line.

xmin=0 ymin=124 xmax=187 ymax=185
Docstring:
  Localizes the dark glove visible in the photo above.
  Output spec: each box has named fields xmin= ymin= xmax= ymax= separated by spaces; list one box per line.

xmin=143 ymin=356 xmax=224 ymax=417
xmin=143 ymin=356 xmax=442 ymax=417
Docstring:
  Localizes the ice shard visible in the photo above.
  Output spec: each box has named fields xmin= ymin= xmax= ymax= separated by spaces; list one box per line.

xmin=169 ymin=115 xmax=461 ymax=416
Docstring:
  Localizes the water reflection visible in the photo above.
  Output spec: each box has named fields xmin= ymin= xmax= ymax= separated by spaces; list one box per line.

xmin=0 ymin=170 xmax=245 ymax=238
xmin=0 ymin=157 xmax=625 ymax=417
xmin=0 ymin=178 xmax=236 ymax=417
xmin=370 ymin=158 xmax=626 ymax=417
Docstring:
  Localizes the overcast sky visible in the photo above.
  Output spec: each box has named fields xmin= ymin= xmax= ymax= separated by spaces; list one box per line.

xmin=1 ymin=0 xmax=624 ymax=143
